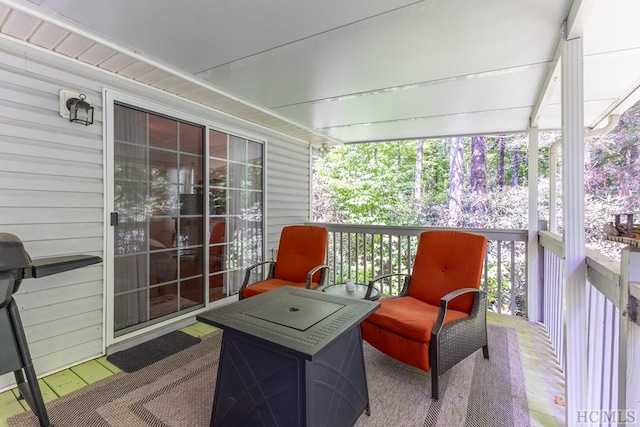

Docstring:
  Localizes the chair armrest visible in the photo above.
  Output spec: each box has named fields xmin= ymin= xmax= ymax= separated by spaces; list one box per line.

xmin=368 ymin=273 xmax=411 ymax=297
xmin=306 ymin=264 xmax=329 ymax=289
xmin=432 ymin=288 xmax=483 ymax=336
xmin=239 ymin=260 xmax=276 ymax=292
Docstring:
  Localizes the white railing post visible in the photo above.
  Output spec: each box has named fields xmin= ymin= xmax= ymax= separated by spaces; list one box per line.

xmin=561 ymin=23 xmax=587 ymax=424
xmin=549 ymin=143 xmax=558 ymax=233
xmin=528 ymin=127 xmax=541 ymax=321
xmin=619 ymin=246 xmax=640 ymax=422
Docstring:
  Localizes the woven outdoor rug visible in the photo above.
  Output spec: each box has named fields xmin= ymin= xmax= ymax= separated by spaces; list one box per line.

xmin=8 ymin=325 xmax=529 ymax=427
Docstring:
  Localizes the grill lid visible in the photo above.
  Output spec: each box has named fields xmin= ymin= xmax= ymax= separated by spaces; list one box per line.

xmin=0 ymin=233 xmax=32 ymax=274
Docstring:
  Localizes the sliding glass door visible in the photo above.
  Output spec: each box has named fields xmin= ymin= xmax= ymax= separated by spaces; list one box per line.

xmin=109 ymin=100 xmax=265 ymax=338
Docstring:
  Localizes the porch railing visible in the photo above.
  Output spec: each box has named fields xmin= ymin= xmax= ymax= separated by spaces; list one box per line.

xmin=538 ymin=231 xmax=565 ymax=365
xmin=538 ymin=229 xmax=636 ymax=418
xmin=310 ymin=223 xmax=529 ymax=317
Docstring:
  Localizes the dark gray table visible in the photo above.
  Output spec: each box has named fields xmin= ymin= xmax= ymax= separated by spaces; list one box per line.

xmin=197 ymin=286 xmax=379 ymax=427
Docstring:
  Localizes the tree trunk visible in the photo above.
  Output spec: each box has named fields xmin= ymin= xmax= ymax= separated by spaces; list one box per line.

xmin=512 ymin=149 xmax=520 ymax=186
xmin=449 ymin=137 xmax=464 ymax=226
xmin=497 ymin=136 xmax=505 ymax=188
xmin=469 ymin=136 xmax=487 ymax=194
xmin=414 ymin=139 xmax=424 ymax=212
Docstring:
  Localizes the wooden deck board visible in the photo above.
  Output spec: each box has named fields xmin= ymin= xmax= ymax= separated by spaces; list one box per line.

xmin=11 ymin=379 xmax=57 ymax=408
xmin=0 ymin=390 xmax=25 ymax=427
xmin=487 ymin=313 xmax=566 ymax=426
xmin=70 ymin=360 xmax=114 ymax=384
xmin=94 ymin=356 xmax=121 ymax=374
xmin=41 ymin=370 xmax=87 ymax=398
xmin=180 ymin=322 xmax=218 ymax=338
xmin=530 ymin=409 xmax=564 ymax=427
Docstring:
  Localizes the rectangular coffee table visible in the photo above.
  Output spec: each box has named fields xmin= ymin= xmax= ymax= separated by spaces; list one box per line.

xmin=197 ymin=286 xmax=379 ymax=427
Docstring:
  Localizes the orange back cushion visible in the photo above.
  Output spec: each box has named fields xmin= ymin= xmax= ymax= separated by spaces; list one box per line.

xmin=273 ymin=225 xmax=328 ymax=283
xmin=407 ymin=230 xmax=487 ymax=313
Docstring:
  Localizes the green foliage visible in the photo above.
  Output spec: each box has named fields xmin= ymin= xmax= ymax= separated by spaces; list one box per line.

xmin=313 ymin=141 xmax=445 ymax=225
xmin=313 ymin=135 xmax=532 ymax=228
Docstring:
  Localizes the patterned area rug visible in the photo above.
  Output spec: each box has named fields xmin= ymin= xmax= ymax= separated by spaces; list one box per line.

xmin=9 ymin=325 xmax=529 ymax=427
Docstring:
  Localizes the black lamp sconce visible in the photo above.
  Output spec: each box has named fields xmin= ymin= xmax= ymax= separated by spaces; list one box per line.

xmin=59 ymin=89 xmax=94 ymax=126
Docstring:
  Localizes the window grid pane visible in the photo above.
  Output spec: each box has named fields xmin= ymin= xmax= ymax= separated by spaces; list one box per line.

xmin=208 ymin=130 xmax=263 ymax=303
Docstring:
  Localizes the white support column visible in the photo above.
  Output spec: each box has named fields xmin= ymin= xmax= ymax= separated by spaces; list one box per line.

xmin=309 ymin=144 xmax=315 ymax=222
xmin=527 ymin=127 xmax=541 ymax=322
xmin=549 ymin=143 xmax=559 ymax=233
xmin=561 ymin=26 xmax=587 ymax=425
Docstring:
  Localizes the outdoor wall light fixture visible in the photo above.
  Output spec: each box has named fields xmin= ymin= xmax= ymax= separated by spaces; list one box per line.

xmin=66 ymin=94 xmax=94 ymax=125
xmin=59 ymin=89 xmax=94 ymax=126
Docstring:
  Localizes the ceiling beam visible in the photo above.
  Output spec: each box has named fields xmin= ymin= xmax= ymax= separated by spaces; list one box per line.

xmin=530 ymin=0 xmax=597 ymax=129
xmin=589 ymin=77 xmax=640 ymax=128
xmin=566 ymin=0 xmax=597 ymax=40
xmin=530 ymin=34 xmax=562 ymax=129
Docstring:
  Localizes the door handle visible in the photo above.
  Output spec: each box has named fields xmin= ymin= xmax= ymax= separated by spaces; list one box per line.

xmin=110 ymin=212 xmax=119 ymax=226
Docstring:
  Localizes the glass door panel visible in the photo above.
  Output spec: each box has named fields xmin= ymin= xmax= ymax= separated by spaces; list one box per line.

xmin=113 ymin=104 xmax=205 ymax=336
xmin=208 ymin=131 xmax=263 ymax=302
xmin=181 ymin=123 xmax=205 ymax=155
xmin=149 ymin=114 xmax=177 ymax=150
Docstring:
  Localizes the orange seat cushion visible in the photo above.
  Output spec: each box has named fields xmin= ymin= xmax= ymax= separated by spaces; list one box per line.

xmin=407 ymin=231 xmax=487 ymax=313
xmin=361 ymin=320 xmax=431 ymax=371
xmin=362 ymin=296 xmax=469 ymax=371
xmin=241 ymin=278 xmax=320 ymax=299
xmin=364 ymin=296 xmax=469 ymax=342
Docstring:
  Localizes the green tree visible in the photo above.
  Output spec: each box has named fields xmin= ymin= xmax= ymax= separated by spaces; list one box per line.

xmin=313 ymin=142 xmax=418 ymax=224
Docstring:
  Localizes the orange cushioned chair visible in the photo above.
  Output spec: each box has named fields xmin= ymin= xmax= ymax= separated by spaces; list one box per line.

xmin=238 ymin=225 xmax=329 ymax=300
xmin=361 ymin=230 xmax=488 ymax=399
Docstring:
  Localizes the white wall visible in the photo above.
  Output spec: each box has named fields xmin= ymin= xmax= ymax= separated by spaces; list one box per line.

xmin=265 ymin=141 xmax=311 ymax=251
xmin=0 ymin=36 xmax=312 ymax=390
xmin=0 ymin=39 xmax=104 ymax=390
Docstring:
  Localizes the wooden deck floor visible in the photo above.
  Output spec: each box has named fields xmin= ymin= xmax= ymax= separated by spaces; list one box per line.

xmin=1 ymin=314 xmax=565 ymax=426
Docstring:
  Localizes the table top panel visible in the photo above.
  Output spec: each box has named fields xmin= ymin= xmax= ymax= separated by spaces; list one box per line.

xmin=243 ymin=294 xmax=344 ymax=331
xmin=197 ymin=286 xmax=379 ymax=358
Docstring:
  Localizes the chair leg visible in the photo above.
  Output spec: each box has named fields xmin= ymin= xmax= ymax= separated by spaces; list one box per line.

xmin=431 ymin=369 xmax=439 ymax=400
xmin=482 ymin=344 xmax=489 ymax=359
xmin=429 ymin=339 xmax=439 ymax=400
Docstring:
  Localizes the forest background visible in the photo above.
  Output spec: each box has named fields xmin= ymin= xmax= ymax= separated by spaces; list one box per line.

xmin=312 ymin=101 xmax=640 ymax=262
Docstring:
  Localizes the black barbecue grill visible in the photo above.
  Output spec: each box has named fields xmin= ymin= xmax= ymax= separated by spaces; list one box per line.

xmin=0 ymin=233 xmax=101 ymax=427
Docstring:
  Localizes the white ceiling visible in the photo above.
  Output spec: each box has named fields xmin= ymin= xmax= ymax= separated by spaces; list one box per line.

xmin=2 ymin=0 xmax=640 ymax=144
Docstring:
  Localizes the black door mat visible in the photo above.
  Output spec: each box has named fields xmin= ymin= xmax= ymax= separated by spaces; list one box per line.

xmin=107 ymin=330 xmax=201 ymax=373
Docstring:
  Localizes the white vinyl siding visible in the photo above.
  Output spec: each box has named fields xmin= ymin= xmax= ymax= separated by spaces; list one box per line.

xmin=0 ymin=43 xmax=104 ymax=389
xmin=265 ymin=139 xmax=311 ymax=250
xmin=0 ymin=35 xmax=313 ymax=390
